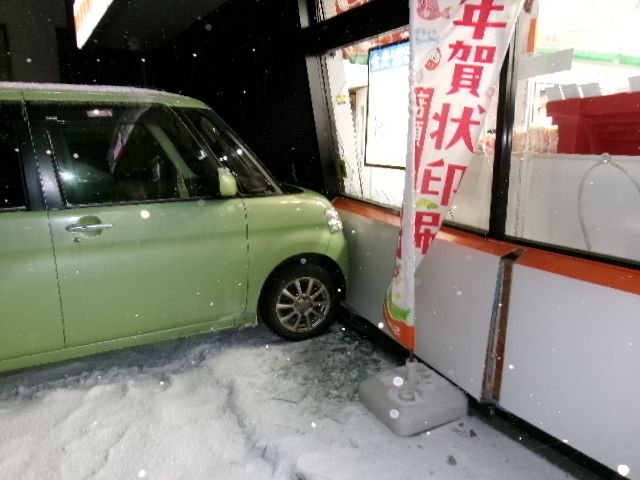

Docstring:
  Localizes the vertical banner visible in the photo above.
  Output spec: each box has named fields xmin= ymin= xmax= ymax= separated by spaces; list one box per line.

xmin=384 ymin=0 xmax=524 ymax=349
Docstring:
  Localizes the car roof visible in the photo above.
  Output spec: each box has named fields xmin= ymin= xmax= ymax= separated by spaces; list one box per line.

xmin=0 ymin=82 xmax=209 ymax=109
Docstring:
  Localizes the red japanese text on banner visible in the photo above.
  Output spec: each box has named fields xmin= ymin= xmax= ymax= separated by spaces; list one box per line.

xmin=384 ymin=0 xmax=524 ymax=349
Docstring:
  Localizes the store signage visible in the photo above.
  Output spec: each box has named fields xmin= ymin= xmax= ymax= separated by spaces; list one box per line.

xmin=384 ymin=0 xmax=524 ymax=350
xmin=366 ymin=42 xmax=411 ymax=168
xmin=73 ymin=0 xmax=114 ymax=49
xmin=369 ymin=43 xmax=411 ymax=73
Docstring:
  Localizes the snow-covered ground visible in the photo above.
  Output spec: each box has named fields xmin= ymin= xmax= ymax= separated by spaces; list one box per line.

xmin=0 ymin=324 xmax=580 ymax=480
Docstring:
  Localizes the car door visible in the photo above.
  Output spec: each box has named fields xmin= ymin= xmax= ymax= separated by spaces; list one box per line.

xmin=0 ymin=98 xmax=66 ymax=362
xmin=27 ymin=101 xmax=248 ymax=348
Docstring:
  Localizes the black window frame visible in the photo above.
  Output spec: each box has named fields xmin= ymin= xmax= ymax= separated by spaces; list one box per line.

xmin=0 ymin=101 xmax=29 ymax=212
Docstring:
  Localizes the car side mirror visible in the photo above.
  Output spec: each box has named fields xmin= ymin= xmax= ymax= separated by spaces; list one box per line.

xmin=218 ymin=168 xmax=238 ymax=197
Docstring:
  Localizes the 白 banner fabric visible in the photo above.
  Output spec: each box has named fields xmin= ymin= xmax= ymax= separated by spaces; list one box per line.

xmin=384 ymin=0 xmax=524 ymax=349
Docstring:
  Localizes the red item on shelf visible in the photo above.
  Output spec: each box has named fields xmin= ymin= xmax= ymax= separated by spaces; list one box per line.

xmin=546 ymin=91 xmax=640 ymax=156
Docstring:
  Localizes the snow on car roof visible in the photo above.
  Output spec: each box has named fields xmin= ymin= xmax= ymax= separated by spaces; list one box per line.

xmin=0 ymin=81 xmax=180 ymax=96
xmin=0 ymin=82 xmax=208 ymax=108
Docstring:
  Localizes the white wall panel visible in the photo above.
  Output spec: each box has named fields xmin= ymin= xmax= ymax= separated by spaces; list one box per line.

xmin=340 ymin=203 xmax=640 ymax=474
xmin=501 ymin=265 xmax=640 ymax=477
xmin=339 ymin=209 xmax=398 ymax=330
xmin=414 ymin=241 xmax=502 ymax=400
xmin=339 ymin=208 xmax=503 ymax=400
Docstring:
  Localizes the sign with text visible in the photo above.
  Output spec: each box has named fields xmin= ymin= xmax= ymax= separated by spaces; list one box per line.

xmin=74 ymin=0 xmax=114 ymax=49
xmin=384 ymin=0 xmax=524 ymax=349
xmin=366 ymin=42 xmax=410 ymax=168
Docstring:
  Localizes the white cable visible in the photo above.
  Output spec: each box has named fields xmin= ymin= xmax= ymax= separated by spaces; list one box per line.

xmin=577 ymin=153 xmax=640 ymax=252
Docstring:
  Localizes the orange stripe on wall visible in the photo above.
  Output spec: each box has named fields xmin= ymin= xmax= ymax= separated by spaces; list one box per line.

xmin=332 ymin=196 xmax=640 ymax=297
xmin=437 ymin=228 xmax=517 ymax=257
xmin=332 ymin=196 xmax=516 ymax=256
xmin=332 ymin=196 xmax=401 ymax=227
xmin=516 ymin=249 xmax=640 ymax=297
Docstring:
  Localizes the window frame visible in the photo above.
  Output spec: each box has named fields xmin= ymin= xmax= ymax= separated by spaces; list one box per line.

xmin=0 ymin=101 xmax=29 ymax=213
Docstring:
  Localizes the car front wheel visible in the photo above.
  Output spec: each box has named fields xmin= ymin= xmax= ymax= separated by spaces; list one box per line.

xmin=260 ymin=264 xmax=340 ymax=341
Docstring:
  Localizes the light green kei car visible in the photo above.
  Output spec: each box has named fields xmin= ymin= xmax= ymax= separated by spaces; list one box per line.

xmin=0 ymin=83 xmax=348 ymax=374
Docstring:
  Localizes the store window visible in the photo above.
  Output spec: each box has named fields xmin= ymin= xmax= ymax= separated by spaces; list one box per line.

xmin=324 ymin=30 xmax=408 ymax=208
xmin=324 ymin=29 xmax=498 ymax=231
xmin=507 ymin=0 xmax=640 ymax=263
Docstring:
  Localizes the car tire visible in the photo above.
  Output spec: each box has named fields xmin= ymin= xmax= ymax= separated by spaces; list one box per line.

xmin=260 ymin=264 xmax=340 ymax=341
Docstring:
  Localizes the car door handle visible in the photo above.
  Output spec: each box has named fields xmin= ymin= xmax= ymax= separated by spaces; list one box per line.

xmin=65 ymin=223 xmax=114 ymax=233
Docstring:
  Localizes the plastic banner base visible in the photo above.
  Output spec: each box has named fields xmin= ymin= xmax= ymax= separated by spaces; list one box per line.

xmin=359 ymin=360 xmax=468 ymax=437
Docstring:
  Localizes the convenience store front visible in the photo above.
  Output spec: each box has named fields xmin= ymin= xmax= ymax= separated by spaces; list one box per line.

xmin=306 ymin=0 xmax=640 ymax=477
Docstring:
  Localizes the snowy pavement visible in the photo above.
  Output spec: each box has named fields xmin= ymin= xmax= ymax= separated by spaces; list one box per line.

xmin=0 ymin=324 xmax=581 ymax=480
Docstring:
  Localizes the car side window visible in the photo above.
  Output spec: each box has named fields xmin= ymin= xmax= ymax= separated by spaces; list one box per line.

xmin=180 ymin=108 xmax=277 ymax=196
xmin=34 ymin=103 xmax=212 ymax=206
xmin=0 ymin=103 xmax=27 ymax=211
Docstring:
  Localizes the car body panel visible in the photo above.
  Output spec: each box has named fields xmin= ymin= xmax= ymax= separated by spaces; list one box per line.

xmin=237 ymin=189 xmax=349 ymax=327
xmin=0 ymin=211 xmax=66 ymax=360
xmin=0 ymin=316 xmax=235 ymax=373
xmin=325 ymin=224 xmax=349 ymax=281
xmin=47 ymin=199 xmax=248 ymax=347
xmin=0 ymin=90 xmax=23 ymax=101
